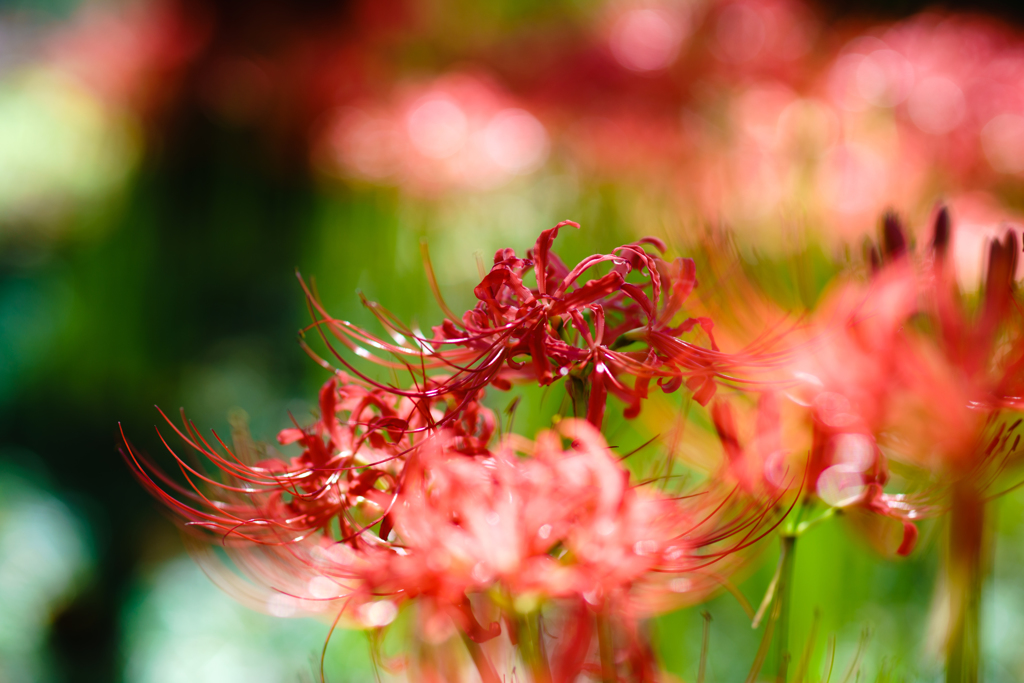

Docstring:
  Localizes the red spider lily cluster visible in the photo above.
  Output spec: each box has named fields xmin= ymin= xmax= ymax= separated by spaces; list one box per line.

xmin=126 ymin=225 xmax=804 ymax=682
xmin=71 ymin=0 xmax=1024 ymax=677
xmin=34 ymin=0 xmax=1024 ymax=249
xmin=125 ymin=205 xmax=1024 ymax=680
xmin=299 ymin=0 xmax=1024 ymax=257
xmin=659 ymin=205 xmax=1024 ymax=682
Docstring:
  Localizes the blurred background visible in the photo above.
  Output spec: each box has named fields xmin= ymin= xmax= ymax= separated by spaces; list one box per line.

xmin=5 ymin=0 xmax=1024 ymax=680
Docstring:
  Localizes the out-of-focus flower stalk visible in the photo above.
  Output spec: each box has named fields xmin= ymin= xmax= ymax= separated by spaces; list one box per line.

xmin=517 ymin=611 xmax=551 ymax=683
xmin=774 ymin=533 xmax=797 ymax=683
xmin=596 ymin=607 xmax=616 ymax=683
xmin=946 ymin=482 xmax=985 ymax=683
xmin=463 ymin=635 xmax=501 ymax=683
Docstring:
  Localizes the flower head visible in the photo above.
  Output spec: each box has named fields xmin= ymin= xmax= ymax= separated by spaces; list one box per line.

xmin=711 ymin=207 xmax=1024 ymax=557
xmin=302 ymin=222 xmax=768 ymax=433
xmin=124 ymin=370 xmax=496 ymax=549
xmin=125 ymin=223 xmax=791 ymax=682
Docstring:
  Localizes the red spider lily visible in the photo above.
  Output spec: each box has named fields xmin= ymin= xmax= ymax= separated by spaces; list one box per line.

xmin=376 ymin=421 xmax=784 ymax=682
xmin=710 ymin=392 xmax=919 ymax=556
xmin=127 ymin=386 xmax=780 ymax=680
xmin=123 ymin=225 xmax=795 ymax=682
xmin=299 ymin=222 xmax=775 ymax=432
xmin=122 ymin=371 xmax=496 ymax=551
xmin=318 ymin=73 xmax=551 ymax=194
xmin=745 ymin=255 xmax=928 ymax=554
xmin=860 ymin=206 xmax=1024 ymax=682
xmin=724 ymin=207 xmax=1024 ymax=559
xmin=822 ymin=207 xmax=1024 ymax=482
xmin=380 ymin=420 xmax=726 ymax=603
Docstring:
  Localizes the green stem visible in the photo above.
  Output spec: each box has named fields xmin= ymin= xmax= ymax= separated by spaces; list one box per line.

xmin=597 ymin=608 xmax=616 ymax=683
xmin=744 ymin=592 xmax=779 ymax=683
xmin=697 ymin=612 xmax=712 ymax=683
xmin=517 ymin=612 xmax=551 ymax=683
xmin=946 ymin=484 xmax=985 ymax=683
xmin=775 ymin=534 xmax=797 ymax=683
xmin=792 ymin=609 xmax=819 ymax=683
xmin=536 ymin=612 xmax=551 ymax=682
